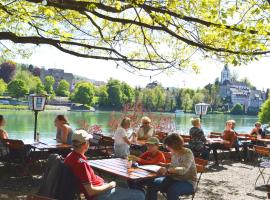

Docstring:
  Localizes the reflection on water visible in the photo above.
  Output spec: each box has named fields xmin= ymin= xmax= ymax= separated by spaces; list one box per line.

xmin=1 ymin=110 xmax=258 ymax=140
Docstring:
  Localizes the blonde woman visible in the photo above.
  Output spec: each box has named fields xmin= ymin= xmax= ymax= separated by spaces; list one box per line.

xmin=135 ymin=116 xmax=154 ymax=140
xmin=114 ymin=117 xmax=133 ymax=158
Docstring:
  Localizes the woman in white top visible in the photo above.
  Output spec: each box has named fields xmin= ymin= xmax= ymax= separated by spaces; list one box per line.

xmin=114 ymin=117 xmax=133 ymax=158
xmin=135 ymin=116 xmax=154 ymax=140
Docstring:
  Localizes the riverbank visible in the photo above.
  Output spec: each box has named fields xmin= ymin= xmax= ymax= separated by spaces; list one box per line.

xmin=0 ymin=160 xmax=267 ymax=200
xmin=0 ymin=104 xmax=70 ymax=111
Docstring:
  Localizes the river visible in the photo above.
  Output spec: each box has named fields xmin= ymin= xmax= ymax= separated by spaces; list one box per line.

xmin=0 ymin=110 xmax=258 ymax=140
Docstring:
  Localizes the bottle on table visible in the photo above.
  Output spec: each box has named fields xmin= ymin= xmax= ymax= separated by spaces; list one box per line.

xmin=36 ymin=132 xmax=40 ymax=142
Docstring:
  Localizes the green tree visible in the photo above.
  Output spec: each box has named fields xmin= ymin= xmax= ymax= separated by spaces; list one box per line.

xmin=33 ymin=77 xmax=46 ymax=95
xmin=44 ymin=76 xmax=55 ymax=94
xmin=56 ymin=80 xmax=70 ymax=97
xmin=182 ymin=93 xmax=193 ymax=112
xmin=230 ymin=103 xmax=244 ymax=115
xmin=97 ymin=85 xmax=109 ymax=106
xmin=0 ymin=79 xmax=7 ymax=94
xmin=152 ymin=86 xmax=165 ymax=111
xmin=1 ymin=1 xmax=270 ymax=71
xmin=70 ymin=82 xmax=95 ymax=106
xmin=107 ymin=79 xmax=123 ymax=109
xmin=7 ymin=79 xmax=28 ymax=98
xmin=259 ymin=98 xmax=270 ymax=123
xmin=121 ymin=82 xmax=134 ymax=104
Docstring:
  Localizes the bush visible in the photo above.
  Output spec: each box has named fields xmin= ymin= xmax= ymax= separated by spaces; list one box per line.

xmin=259 ymin=98 xmax=270 ymax=123
xmin=230 ymin=103 xmax=244 ymax=115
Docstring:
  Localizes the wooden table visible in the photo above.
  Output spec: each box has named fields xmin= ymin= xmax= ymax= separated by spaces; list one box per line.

xmin=206 ymin=138 xmax=224 ymax=144
xmin=88 ymin=158 xmax=158 ymax=180
xmin=22 ymin=138 xmax=72 ymax=150
xmin=131 ymin=140 xmax=163 ymax=146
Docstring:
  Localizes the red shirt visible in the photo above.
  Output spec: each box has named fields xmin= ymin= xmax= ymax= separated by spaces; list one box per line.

xmin=138 ymin=150 xmax=166 ymax=165
xmin=64 ymin=151 xmax=104 ymax=200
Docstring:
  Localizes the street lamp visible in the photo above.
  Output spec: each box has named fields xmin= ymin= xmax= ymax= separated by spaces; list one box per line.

xmin=195 ymin=103 xmax=209 ymax=120
xmin=28 ymin=94 xmax=47 ymax=141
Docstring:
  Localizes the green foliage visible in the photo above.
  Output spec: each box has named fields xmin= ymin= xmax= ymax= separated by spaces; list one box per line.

xmin=121 ymin=82 xmax=135 ymax=104
xmin=56 ymin=80 xmax=70 ymax=97
xmin=44 ymin=76 xmax=55 ymax=94
xmin=107 ymin=79 xmax=123 ymax=108
xmin=1 ymin=1 xmax=270 ymax=71
xmin=182 ymin=93 xmax=193 ymax=112
xmin=70 ymin=82 xmax=95 ymax=106
xmin=97 ymin=85 xmax=109 ymax=106
xmin=259 ymin=98 xmax=270 ymax=123
xmin=230 ymin=103 xmax=244 ymax=115
xmin=0 ymin=79 xmax=7 ymax=94
xmin=15 ymin=69 xmax=45 ymax=94
xmin=7 ymin=79 xmax=28 ymax=98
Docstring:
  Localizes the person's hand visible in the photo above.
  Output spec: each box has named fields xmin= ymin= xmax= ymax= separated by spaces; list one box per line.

xmin=108 ymin=181 xmax=116 ymax=189
xmin=128 ymin=155 xmax=139 ymax=161
xmin=158 ymin=167 xmax=167 ymax=175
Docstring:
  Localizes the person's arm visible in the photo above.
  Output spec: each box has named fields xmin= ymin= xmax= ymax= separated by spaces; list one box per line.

xmin=123 ymin=136 xmax=132 ymax=145
xmin=83 ymin=181 xmax=116 ymax=196
xmin=0 ymin=130 xmax=8 ymax=139
xmin=167 ymin=151 xmax=193 ymax=175
xmin=61 ymin=125 xmax=69 ymax=144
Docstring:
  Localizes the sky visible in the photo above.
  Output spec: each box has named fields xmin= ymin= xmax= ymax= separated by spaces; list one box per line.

xmin=15 ymin=45 xmax=270 ymax=90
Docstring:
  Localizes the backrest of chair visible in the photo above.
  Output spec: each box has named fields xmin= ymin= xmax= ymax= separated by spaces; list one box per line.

xmin=209 ymin=132 xmax=223 ymax=138
xmin=195 ymin=157 xmax=208 ymax=166
xmin=27 ymin=194 xmax=56 ymax=200
xmin=254 ymin=145 xmax=270 ymax=157
xmin=3 ymin=139 xmax=24 ymax=150
xmin=180 ymin=135 xmax=191 ymax=142
xmin=196 ymin=164 xmax=205 ymax=173
xmin=99 ymin=136 xmax=114 ymax=147
xmin=89 ymin=133 xmax=103 ymax=146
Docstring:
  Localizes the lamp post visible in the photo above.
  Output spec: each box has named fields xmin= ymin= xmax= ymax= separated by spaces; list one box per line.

xmin=28 ymin=94 xmax=47 ymax=141
xmin=195 ymin=103 xmax=209 ymax=121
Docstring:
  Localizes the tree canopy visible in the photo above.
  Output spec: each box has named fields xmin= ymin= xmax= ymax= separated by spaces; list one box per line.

xmin=1 ymin=0 xmax=270 ymax=72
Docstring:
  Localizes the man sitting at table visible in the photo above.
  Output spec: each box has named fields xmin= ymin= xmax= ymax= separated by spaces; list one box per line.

xmin=64 ymin=129 xmax=145 ymax=200
xmin=129 ymin=137 xmax=166 ymax=165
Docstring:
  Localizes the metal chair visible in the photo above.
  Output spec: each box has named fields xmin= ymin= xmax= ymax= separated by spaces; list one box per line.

xmin=254 ymin=145 xmax=270 ymax=187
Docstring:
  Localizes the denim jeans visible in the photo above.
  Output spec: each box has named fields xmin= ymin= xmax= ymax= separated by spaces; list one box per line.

xmin=146 ymin=177 xmax=194 ymax=200
xmin=95 ymin=187 xmax=145 ymax=200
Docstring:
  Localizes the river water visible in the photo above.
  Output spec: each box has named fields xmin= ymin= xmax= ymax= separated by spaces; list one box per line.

xmin=0 ymin=110 xmax=258 ymax=140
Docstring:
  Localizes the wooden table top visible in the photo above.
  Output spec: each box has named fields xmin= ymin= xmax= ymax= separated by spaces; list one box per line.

xmin=22 ymin=138 xmax=71 ymax=149
xmin=88 ymin=158 xmax=158 ymax=180
xmin=131 ymin=140 xmax=163 ymax=146
xmin=206 ymin=138 xmax=224 ymax=144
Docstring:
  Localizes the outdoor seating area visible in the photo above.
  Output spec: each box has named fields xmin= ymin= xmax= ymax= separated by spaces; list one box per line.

xmin=1 ymin=125 xmax=270 ymax=199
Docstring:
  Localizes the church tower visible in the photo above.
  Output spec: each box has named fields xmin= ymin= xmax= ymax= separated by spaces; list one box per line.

xmin=221 ymin=64 xmax=231 ymax=84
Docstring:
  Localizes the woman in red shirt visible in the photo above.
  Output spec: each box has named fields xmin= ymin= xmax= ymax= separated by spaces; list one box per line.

xmin=209 ymin=120 xmax=238 ymax=165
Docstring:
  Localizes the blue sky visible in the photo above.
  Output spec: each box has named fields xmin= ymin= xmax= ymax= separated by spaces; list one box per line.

xmin=15 ymin=45 xmax=270 ymax=90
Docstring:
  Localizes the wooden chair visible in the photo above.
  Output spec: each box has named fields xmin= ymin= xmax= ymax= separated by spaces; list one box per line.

xmin=2 ymin=139 xmax=32 ymax=176
xmin=88 ymin=134 xmax=114 ymax=158
xmin=209 ymin=132 xmax=223 ymax=138
xmin=162 ymin=157 xmax=208 ymax=200
xmin=254 ymin=145 xmax=270 ymax=187
xmin=180 ymin=135 xmax=191 ymax=143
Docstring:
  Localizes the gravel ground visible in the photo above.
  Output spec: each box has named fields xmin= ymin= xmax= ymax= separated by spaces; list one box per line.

xmin=0 ymin=160 xmax=269 ymax=200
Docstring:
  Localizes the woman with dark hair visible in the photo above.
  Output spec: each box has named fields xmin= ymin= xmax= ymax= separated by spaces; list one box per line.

xmin=146 ymin=133 xmax=197 ymax=200
xmin=0 ymin=115 xmax=8 ymax=139
xmin=55 ymin=115 xmax=73 ymax=144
